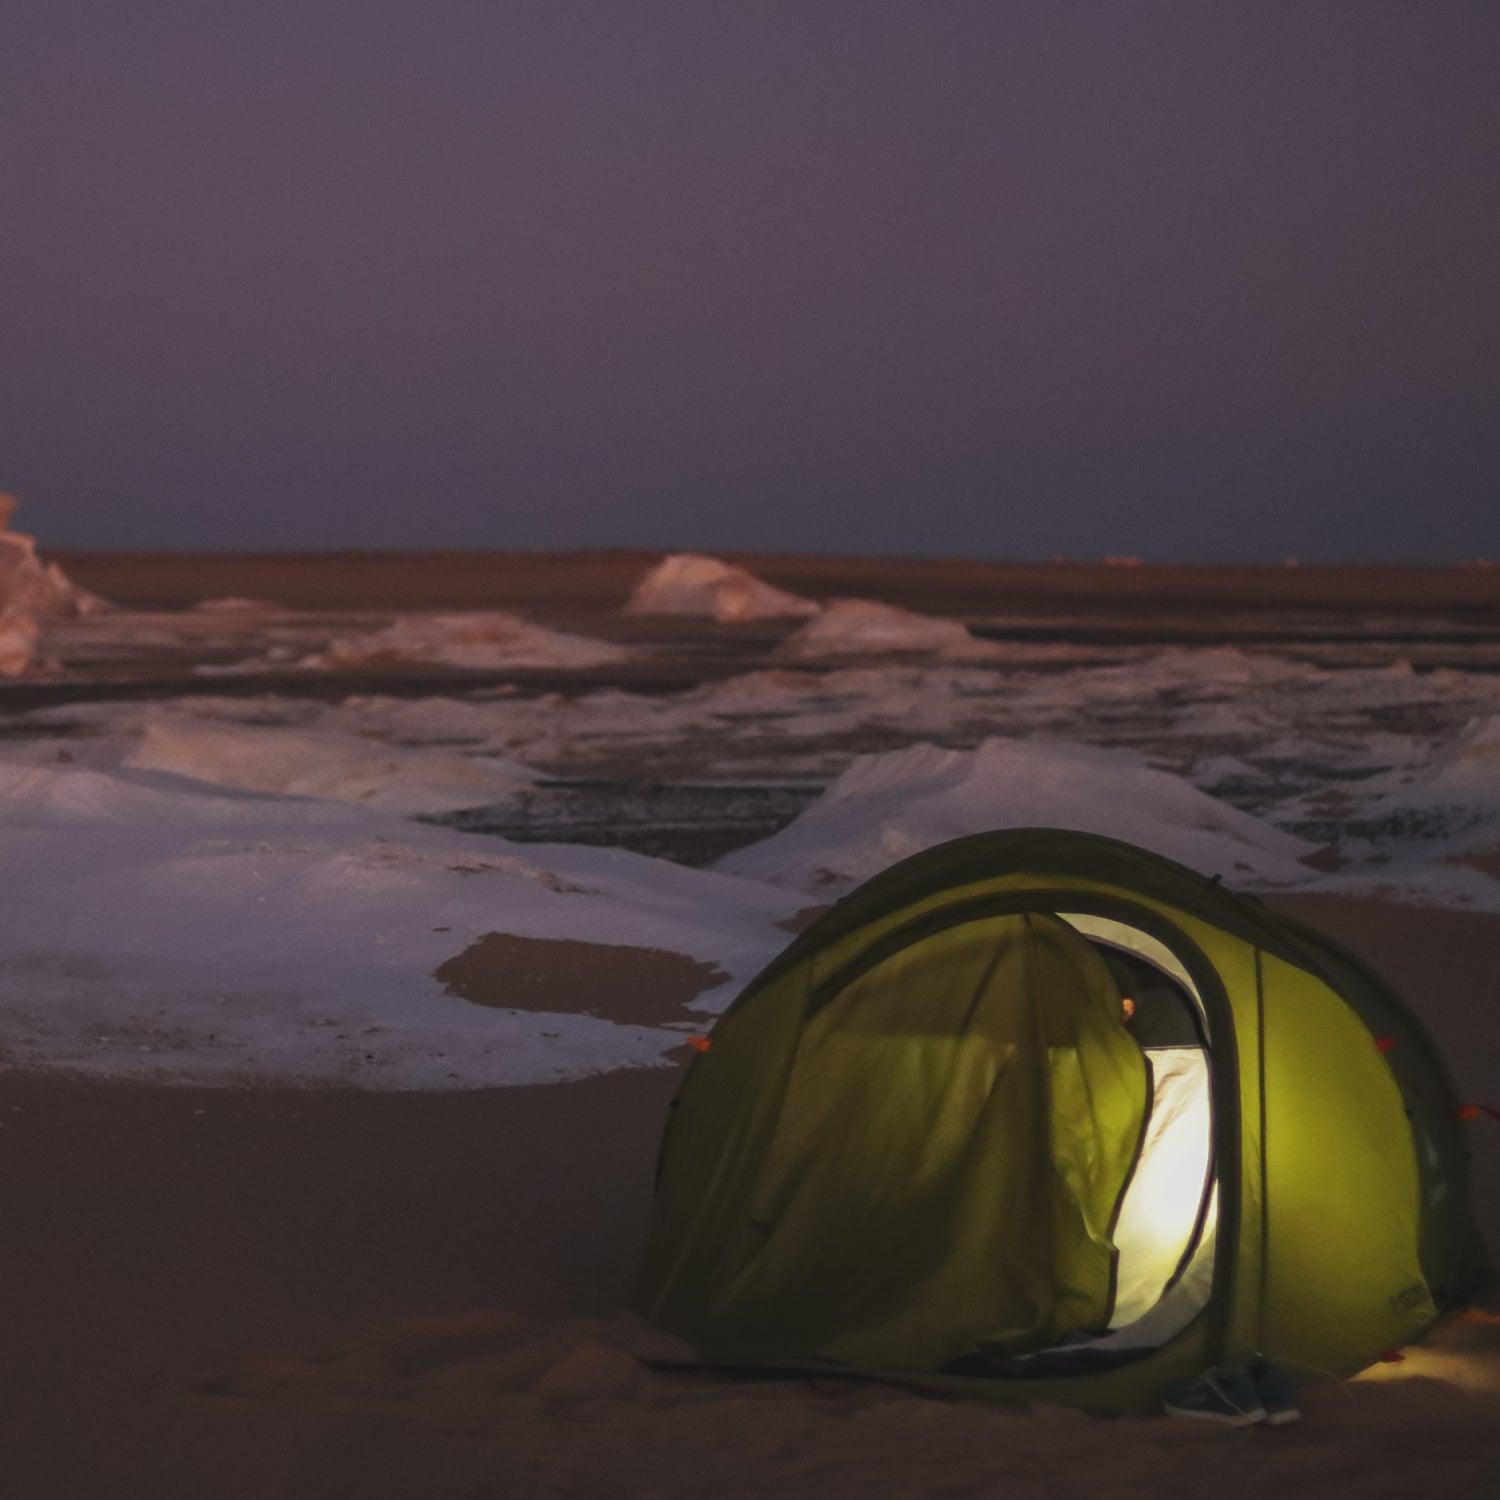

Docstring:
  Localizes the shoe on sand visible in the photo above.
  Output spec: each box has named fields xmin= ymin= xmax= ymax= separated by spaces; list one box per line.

xmin=1247 ymin=1353 xmax=1301 ymax=1425
xmin=1162 ymin=1366 xmax=1267 ymax=1426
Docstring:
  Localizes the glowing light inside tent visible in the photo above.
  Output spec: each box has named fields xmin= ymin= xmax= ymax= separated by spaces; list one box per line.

xmin=1109 ymin=1048 xmax=1214 ymax=1328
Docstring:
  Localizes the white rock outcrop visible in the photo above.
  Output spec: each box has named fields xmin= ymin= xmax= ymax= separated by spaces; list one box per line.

xmin=301 ymin=611 xmax=628 ymax=672
xmin=0 ymin=495 xmax=108 ymax=619
xmin=778 ymin=598 xmax=1002 ymax=660
xmin=0 ymin=609 xmax=39 ymax=677
xmin=624 ymin=553 xmax=819 ymax=623
xmin=0 ymin=494 xmax=109 ymax=676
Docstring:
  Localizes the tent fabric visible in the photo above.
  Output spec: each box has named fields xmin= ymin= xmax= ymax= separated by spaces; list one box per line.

xmin=638 ymin=827 xmax=1485 ymax=1414
xmin=1254 ymin=909 xmax=1489 ymax=1308
xmin=696 ymin=913 xmax=1148 ymax=1370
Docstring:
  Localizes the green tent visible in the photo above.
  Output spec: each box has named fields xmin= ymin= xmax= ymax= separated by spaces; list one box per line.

xmin=637 ymin=828 xmax=1487 ymax=1413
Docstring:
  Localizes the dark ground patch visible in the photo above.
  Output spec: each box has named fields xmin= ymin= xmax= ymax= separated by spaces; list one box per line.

xmin=425 ymin=779 xmax=821 ymax=867
xmin=433 ymin=931 xmax=728 ymax=1027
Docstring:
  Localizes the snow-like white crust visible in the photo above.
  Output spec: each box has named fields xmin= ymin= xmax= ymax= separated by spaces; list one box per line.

xmin=122 ymin=717 xmax=536 ymax=815
xmin=717 ymin=737 xmax=1316 ymax=892
xmin=7 ymin=609 xmax=1500 ymax=1090
xmin=0 ymin=753 xmax=799 ymax=1088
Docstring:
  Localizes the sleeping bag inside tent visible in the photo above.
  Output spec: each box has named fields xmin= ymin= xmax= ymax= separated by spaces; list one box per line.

xmin=636 ymin=828 xmax=1487 ymax=1414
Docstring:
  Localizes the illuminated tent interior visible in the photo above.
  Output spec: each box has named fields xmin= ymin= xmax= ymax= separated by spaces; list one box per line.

xmin=637 ymin=829 xmax=1487 ymax=1414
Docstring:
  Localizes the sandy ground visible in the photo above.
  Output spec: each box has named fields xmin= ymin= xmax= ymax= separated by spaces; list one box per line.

xmin=2 ymin=895 xmax=1498 ymax=1499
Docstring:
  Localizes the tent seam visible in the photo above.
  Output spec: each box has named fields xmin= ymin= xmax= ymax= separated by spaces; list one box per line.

xmin=1255 ymin=944 xmax=1269 ymax=1353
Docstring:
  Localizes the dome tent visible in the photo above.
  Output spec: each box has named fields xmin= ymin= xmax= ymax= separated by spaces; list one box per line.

xmin=637 ymin=829 xmax=1487 ymax=1414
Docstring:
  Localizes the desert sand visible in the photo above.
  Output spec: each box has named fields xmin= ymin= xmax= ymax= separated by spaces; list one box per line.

xmin=2 ymin=895 xmax=1496 ymax=1500
xmin=47 ymin=547 xmax=1500 ymax=618
xmin=3 ymin=544 xmax=1498 ymax=1493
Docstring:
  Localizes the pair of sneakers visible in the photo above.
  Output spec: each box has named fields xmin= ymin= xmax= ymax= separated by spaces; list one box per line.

xmin=1162 ymin=1355 xmax=1300 ymax=1427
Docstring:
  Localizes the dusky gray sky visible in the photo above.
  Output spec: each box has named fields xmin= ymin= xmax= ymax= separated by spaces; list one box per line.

xmin=2 ymin=1 xmax=1496 ymax=561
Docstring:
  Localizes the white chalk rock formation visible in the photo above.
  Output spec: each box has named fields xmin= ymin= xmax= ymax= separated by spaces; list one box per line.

xmin=0 ymin=494 xmax=109 ymax=620
xmin=0 ymin=494 xmax=109 ymax=676
xmin=778 ymin=598 xmax=1002 ymax=660
xmin=625 ymin=553 xmax=819 ymax=623
xmin=302 ymin=612 xmax=628 ymax=672
xmin=0 ymin=609 xmax=39 ymax=677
